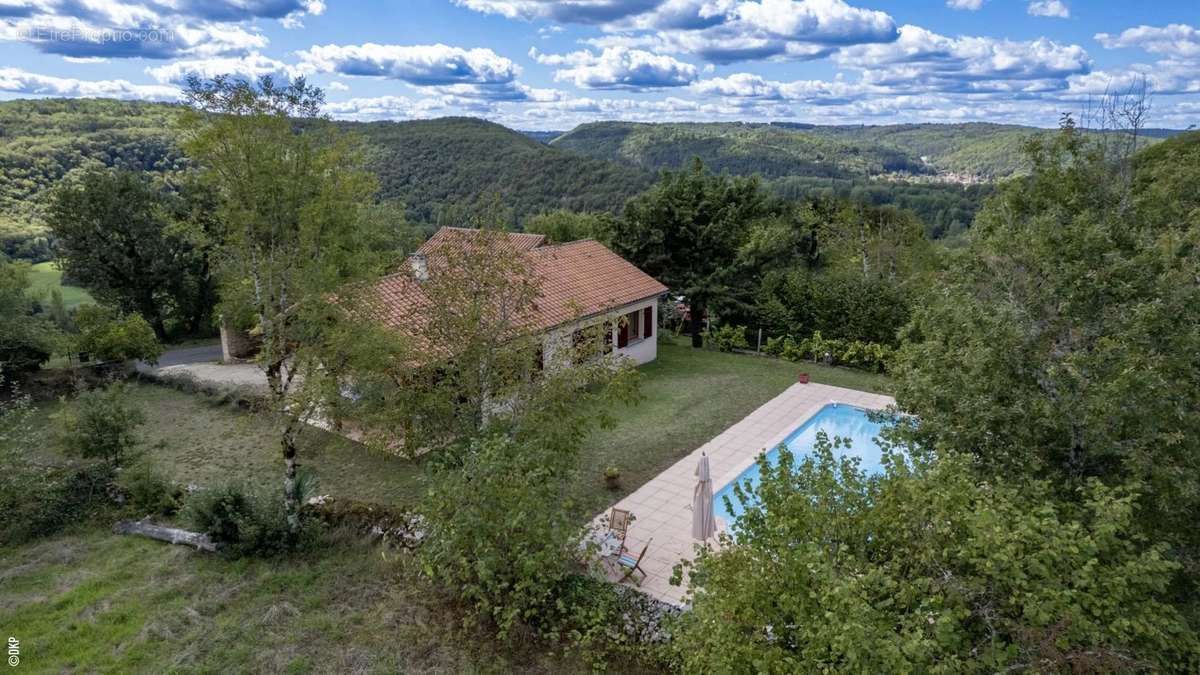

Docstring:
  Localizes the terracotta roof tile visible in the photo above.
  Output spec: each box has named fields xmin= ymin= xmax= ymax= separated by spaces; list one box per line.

xmin=369 ymin=228 xmax=666 ymax=338
xmin=527 ymin=239 xmax=668 ymax=330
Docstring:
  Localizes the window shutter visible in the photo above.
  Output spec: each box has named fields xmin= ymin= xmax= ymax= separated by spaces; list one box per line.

xmin=643 ymin=306 xmax=653 ymax=339
xmin=618 ymin=319 xmax=629 ymax=348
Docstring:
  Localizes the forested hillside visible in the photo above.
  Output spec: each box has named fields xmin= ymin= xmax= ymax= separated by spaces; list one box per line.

xmin=552 ymin=121 xmax=928 ymax=179
xmin=347 ymin=117 xmax=651 ymax=225
xmin=552 ymin=120 xmax=1169 ymax=180
xmin=0 ymin=99 xmax=185 ymax=261
xmin=0 ymin=100 xmax=651 ymax=260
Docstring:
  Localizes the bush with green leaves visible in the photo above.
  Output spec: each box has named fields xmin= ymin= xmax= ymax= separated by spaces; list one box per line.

xmin=117 ymin=458 xmax=182 ymax=517
xmin=73 ymin=305 xmax=163 ymax=364
xmin=0 ymin=458 xmax=115 ymax=545
xmin=183 ymin=482 xmax=303 ymax=557
xmin=53 ymin=382 xmax=145 ymax=468
xmin=418 ymin=434 xmax=586 ymax=638
xmin=762 ymin=331 xmax=892 ymax=372
xmin=708 ymin=324 xmax=749 ymax=352
xmin=671 ymin=436 xmax=1199 ymax=673
xmin=754 ymin=268 xmax=911 ymax=347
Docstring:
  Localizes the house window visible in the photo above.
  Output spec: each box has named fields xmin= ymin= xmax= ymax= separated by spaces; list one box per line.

xmin=618 ymin=309 xmax=644 ymax=349
xmin=626 ymin=310 xmax=642 ymax=342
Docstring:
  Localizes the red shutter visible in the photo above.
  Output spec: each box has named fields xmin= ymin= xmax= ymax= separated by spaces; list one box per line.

xmin=643 ymin=306 xmax=653 ymax=339
xmin=618 ymin=319 xmax=629 ymax=348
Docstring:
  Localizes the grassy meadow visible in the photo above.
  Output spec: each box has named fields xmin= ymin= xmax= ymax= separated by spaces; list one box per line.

xmin=26 ymin=261 xmax=94 ymax=309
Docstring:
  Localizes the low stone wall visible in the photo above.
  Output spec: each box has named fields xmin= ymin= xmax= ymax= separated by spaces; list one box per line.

xmin=219 ymin=319 xmax=260 ymax=363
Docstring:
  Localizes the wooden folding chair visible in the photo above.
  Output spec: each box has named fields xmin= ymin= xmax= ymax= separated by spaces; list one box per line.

xmin=618 ymin=539 xmax=652 ymax=585
xmin=608 ymin=507 xmax=632 ymax=553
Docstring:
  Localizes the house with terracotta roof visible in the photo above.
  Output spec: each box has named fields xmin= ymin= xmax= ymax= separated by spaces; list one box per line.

xmin=371 ymin=227 xmax=669 ymax=367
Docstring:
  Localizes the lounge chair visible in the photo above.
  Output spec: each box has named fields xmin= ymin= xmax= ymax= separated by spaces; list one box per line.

xmin=618 ymin=539 xmax=651 ymax=584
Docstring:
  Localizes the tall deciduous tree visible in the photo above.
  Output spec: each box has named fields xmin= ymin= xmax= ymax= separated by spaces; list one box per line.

xmin=46 ymin=168 xmax=215 ymax=338
xmin=181 ymin=75 xmax=388 ymax=533
xmin=894 ymin=121 xmax=1200 ymax=611
xmin=611 ymin=159 xmax=770 ymax=348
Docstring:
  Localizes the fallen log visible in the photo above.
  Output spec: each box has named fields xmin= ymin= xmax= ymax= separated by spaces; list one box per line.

xmin=113 ymin=519 xmax=217 ymax=552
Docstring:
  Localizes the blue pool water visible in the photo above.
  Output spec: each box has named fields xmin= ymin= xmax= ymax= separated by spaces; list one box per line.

xmin=713 ymin=403 xmax=890 ymax=527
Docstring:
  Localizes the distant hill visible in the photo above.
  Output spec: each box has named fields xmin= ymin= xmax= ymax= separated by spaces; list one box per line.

xmin=521 ymin=130 xmax=566 ymax=144
xmin=0 ymin=100 xmax=652 ymax=259
xmin=551 ymin=120 xmax=1176 ymax=181
xmin=551 ymin=121 xmax=928 ymax=180
xmin=348 ymin=117 xmax=650 ymax=224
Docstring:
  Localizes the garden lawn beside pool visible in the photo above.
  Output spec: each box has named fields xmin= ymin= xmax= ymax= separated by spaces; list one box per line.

xmin=22 ymin=336 xmax=891 ymax=512
xmin=26 ymin=261 xmax=94 ymax=309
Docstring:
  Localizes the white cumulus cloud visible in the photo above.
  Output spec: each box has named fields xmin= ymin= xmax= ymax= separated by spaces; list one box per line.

xmin=1027 ymin=1 xmax=1069 ymax=19
xmin=0 ymin=66 xmax=179 ymax=99
xmin=836 ymin=24 xmax=1091 ymax=94
xmin=145 ymin=52 xmax=297 ymax=85
xmin=1095 ymin=24 xmax=1200 ymax=59
xmin=531 ymin=45 xmax=698 ymax=89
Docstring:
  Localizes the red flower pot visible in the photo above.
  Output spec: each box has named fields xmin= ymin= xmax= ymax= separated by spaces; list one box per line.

xmin=798 ymin=372 xmax=810 ymax=384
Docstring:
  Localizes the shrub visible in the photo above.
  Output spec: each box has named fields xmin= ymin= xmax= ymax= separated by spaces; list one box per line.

xmin=542 ymin=574 xmax=675 ymax=670
xmin=754 ymin=268 xmax=910 ymax=346
xmin=53 ymin=382 xmax=145 ymax=468
xmin=708 ymin=324 xmax=749 ymax=352
xmin=418 ymin=434 xmax=584 ymax=638
xmin=763 ymin=335 xmax=786 ymax=357
xmin=0 ymin=259 xmax=57 ymax=377
xmin=761 ymin=331 xmax=893 ymax=373
xmin=183 ymin=477 xmax=316 ymax=557
xmin=0 ymin=459 xmax=115 ymax=544
xmin=74 ymin=305 xmax=163 ymax=364
xmin=117 ymin=458 xmax=182 ymax=516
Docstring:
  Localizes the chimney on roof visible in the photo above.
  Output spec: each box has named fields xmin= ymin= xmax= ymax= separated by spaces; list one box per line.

xmin=410 ymin=253 xmax=428 ymax=281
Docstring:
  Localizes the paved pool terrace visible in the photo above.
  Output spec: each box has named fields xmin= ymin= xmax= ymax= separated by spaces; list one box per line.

xmin=592 ymin=381 xmax=894 ymax=606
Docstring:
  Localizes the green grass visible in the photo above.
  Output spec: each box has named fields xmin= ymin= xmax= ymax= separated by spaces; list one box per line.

xmin=0 ymin=528 xmax=622 ymax=674
xmin=26 ymin=261 xmax=94 ymax=309
xmin=26 ymin=384 xmax=428 ymax=505
xmin=23 ymin=338 xmax=890 ymax=512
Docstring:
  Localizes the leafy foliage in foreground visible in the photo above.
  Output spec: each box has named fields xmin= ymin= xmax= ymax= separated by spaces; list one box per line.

xmin=893 ymin=128 xmax=1200 ymax=609
xmin=672 ymin=439 xmax=1200 ymax=673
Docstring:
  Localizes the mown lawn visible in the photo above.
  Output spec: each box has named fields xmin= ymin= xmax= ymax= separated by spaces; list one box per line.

xmin=25 ymin=384 xmax=427 ymax=505
xmin=0 ymin=528 xmax=623 ymax=674
xmin=25 ymin=338 xmax=890 ymax=511
xmin=25 ymin=261 xmax=94 ymax=309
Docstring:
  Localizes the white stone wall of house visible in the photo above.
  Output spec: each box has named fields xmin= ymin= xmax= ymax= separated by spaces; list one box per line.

xmin=541 ymin=298 xmax=660 ymax=369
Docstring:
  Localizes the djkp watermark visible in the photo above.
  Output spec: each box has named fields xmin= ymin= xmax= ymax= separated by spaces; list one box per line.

xmin=6 ymin=636 xmax=17 ymax=667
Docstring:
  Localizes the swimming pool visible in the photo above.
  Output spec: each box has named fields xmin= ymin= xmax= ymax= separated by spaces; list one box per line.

xmin=712 ymin=403 xmax=890 ymax=527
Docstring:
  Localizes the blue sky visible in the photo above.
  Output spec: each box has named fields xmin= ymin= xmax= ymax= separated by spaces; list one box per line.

xmin=1 ymin=0 xmax=1197 ymax=129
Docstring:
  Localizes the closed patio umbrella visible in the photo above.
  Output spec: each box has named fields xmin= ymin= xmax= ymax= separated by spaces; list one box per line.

xmin=692 ymin=453 xmax=716 ymax=540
